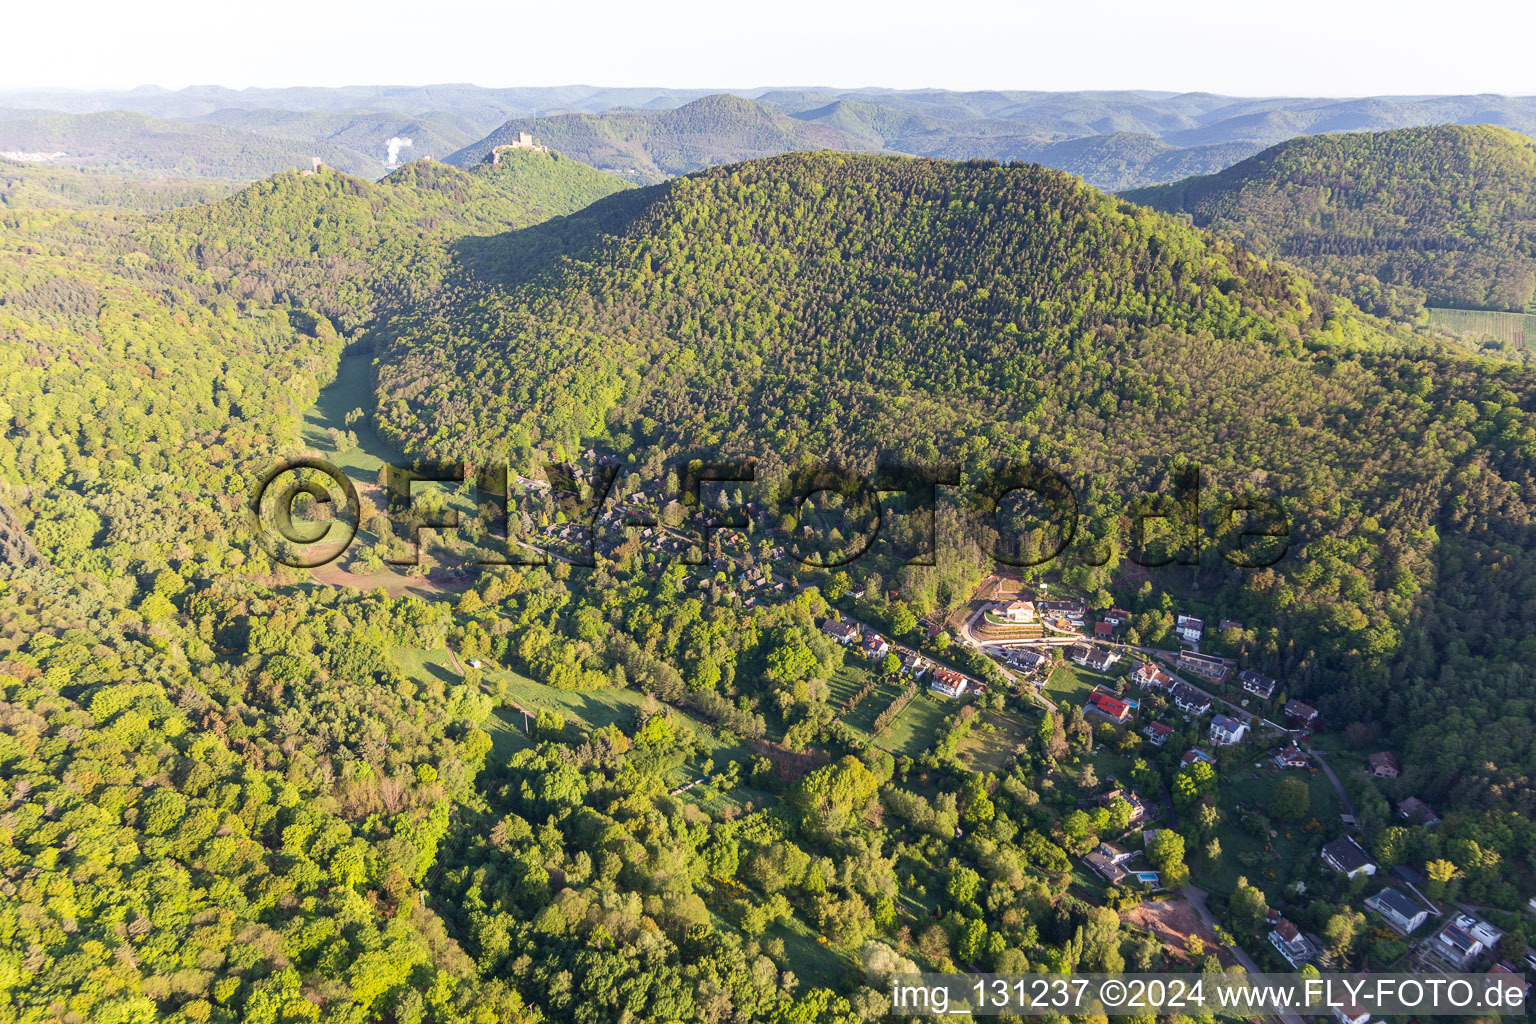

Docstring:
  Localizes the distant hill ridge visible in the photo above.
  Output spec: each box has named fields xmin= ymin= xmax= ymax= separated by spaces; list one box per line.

xmin=1126 ymin=124 xmax=1536 ymax=316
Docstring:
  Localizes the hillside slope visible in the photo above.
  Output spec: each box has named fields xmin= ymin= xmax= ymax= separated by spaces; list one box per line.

xmin=1125 ymin=125 xmax=1536 ymax=316
xmin=374 ymin=151 xmax=1536 ymax=812
xmin=140 ymin=149 xmax=630 ymax=329
xmin=446 ymin=94 xmax=868 ymax=183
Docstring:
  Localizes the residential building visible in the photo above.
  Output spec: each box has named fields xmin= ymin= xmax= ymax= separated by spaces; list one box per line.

xmin=1239 ymin=669 xmax=1278 ymax=700
xmin=1321 ymin=837 xmax=1377 ymax=879
xmin=1087 ymin=692 xmax=1130 ymax=723
xmin=1007 ymin=648 xmax=1050 ymax=672
xmin=1001 ymin=599 xmax=1035 ymax=623
xmin=1284 ymin=699 xmax=1319 ymax=728
xmin=1066 ymin=644 xmax=1090 ymax=665
xmin=1209 ymin=713 xmax=1248 ymax=746
xmin=1436 ymin=923 xmax=1481 ymax=966
xmin=1218 ymin=619 xmax=1244 ymax=634
xmin=1176 ymin=614 xmax=1204 ymax=644
xmin=899 ymin=651 xmax=928 ymax=680
xmin=1365 ymin=887 xmax=1429 ymax=935
xmin=930 ymin=669 xmax=968 ymax=699
xmin=1103 ymin=608 xmax=1130 ymax=627
xmin=1144 ymin=722 xmax=1173 ymax=746
xmin=1397 ymin=796 xmax=1440 ymax=825
xmin=821 ymin=620 xmax=859 ymax=644
xmin=1132 ymin=663 xmax=1171 ymax=690
xmin=1274 ymin=744 xmax=1310 ymax=769
xmin=1432 ymin=915 xmax=1502 ymax=968
xmin=1177 ymin=650 xmax=1230 ymax=681
xmin=1181 ymin=747 xmax=1214 ymax=767
xmin=1170 ymin=683 xmax=1212 ymax=715
xmin=1100 ymin=789 xmax=1146 ymax=823
xmin=1093 ymin=621 xmax=1114 ymax=638
xmin=1368 ymin=752 xmax=1400 ymax=778
xmin=1082 ymin=646 xmax=1119 ymax=672
xmin=863 ymin=633 xmax=890 ymax=659
xmin=1083 ymin=841 xmax=1134 ymax=883
xmin=1269 ymin=917 xmax=1316 ymax=966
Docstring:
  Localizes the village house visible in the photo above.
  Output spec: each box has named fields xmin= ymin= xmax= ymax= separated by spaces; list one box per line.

xmin=1321 ymin=836 xmax=1377 ymax=879
xmin=930 ymin=669 xmax=968 ymax=699
xmin=1099 ymin=788 xmax=1146 ymax=824
xmin=1269 ymin=917 xmax=1317 ymax=966
xmin=1086 ymin=691 xmax=1131 ymax=723
xmin=1433 ymin=915 xmax=1502 ymax=968
xmin=1132 ymin=662 xmax=1171 ymax=690
xmin=1175 ymin=614 xmax=1204 ymax=644
xmin=1170 ymin=683 xmax=1212 ymax=715
xmin=1082 ymin=646 xmax=1119 ymax=672
xmin=1368 ymin=752 xmax=1400 ymax=778
xmin=1001 ymin=599 xmax=1035 ymax=623
xmin=1397 ymin=796 xmax=1440 ymax=825
xmin=1103 ymin=608 xmax=1131 ymax=627
xmin=1365 ymin=887 xmax=1429 ymax=934
xmin=1218 ymin=618 xmax=1244 ymax=634
xmin=1239 ymin=669 xmax=1278 ymax=700
xmin=1209 ymin=713 xmax=1248 ymax=746
xmin=821 ymin=619 xmax=859 ymax=644
xmin=1007 ymin=648 xmax=1051 ymax=672
xmin=863 ymin=633 xmax=891 ymax=659
xmin=1093 ymin=621 xmax=1114 ymax=638
xmin=1284 ymin=699 xmax=1319 ymax=729
xmin=1274 ymin=744 xmax=1310 ymax=769
xmin=1177 ymin=650 xmax=1231 ymax=682
xmin=1083 ymin=841 xmax=1134 ymax=884
xmin=1144 ymin=721 xmax=1173 ymax=746
xmin=899 ymin=650 xmax=928 ymax=680
xmin=1181 ymin=747 xmax=1214 ymax=767
xmin=1040 ymin=599 xmax=1086 ymax=621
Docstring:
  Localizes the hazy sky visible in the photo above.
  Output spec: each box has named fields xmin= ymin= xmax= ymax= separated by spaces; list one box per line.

xmin=7 ymin=0 xmax=1534 ymax=96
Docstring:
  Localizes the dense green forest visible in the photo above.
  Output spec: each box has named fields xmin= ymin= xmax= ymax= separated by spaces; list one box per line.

xmin=1126 ymin=125 xmax=1536 ymax=317
xmin=3 ymin=140 xmax=1536 ymax=1024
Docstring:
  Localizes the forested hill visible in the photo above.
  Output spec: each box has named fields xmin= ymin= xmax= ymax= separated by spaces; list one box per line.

xmin=375 ymin=151 xmax=1536 ymax=812
xmin=138 ymin=149 xmax=631 ymax=330
xmin=446 ymin=94 xmax=873 ymax=182
xmin=1124 ymin=125 xmax=1536 ymax=317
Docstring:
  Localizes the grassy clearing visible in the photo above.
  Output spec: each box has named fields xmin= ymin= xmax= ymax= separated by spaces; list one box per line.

xmin=1200 ymin=759 xmax=1341 ymax=897
xmin=880 ymin=693 xmax=949 ymax=755
xmin=1044 ymin=663 xmax=1117 ymax=706
xmin=955 ymin=709 xmax=1033 ymax=773
xmin=302 ymin=353 xmax=402 ymax=484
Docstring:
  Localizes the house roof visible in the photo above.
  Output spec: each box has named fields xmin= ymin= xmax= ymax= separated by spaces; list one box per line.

xmin=1275 ymin=918 xmax=1301 ymax=942
xmin=1368 ymin=752 xmax=1400 ymax=772
xmin=1089 ymin=693 xmax=1128 ymax=717
xmin=1285 ymin=699 xmax=1318 ymax=719
xmin=1398 ymin=796 xmax=1437 ymax=822
xmin=1146 ymin=722 xmax=1173 ymax=737
xmin=1323 ymin=837 xmax=1373 ymax=873
xmin=1211 ymin=713 xmax=1242 ymax=730
xmin=1094 ymin=621 xmax=1113 ymax=635
xmin=1368 ymin=887 xmax=1423 ymax=922
xmin=1439 ymin=924 xmax=1477 ymax=953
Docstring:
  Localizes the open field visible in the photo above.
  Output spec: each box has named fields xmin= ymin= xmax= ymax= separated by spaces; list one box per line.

xmin=880 ymin=692 xmax=950 ymax=755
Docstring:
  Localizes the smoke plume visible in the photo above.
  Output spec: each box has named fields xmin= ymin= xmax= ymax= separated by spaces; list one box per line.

xmin=385 ymin=137 xmax=413 ymax=168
